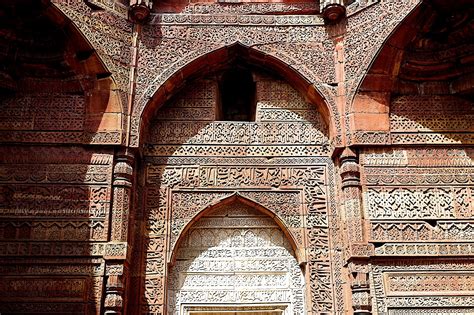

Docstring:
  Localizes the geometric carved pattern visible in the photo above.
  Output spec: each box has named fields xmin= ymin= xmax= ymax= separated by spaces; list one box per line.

xmin=386 ymin=273 xmax=474 ymax=294
xmin=366 ymin=187 xmax=472 ymax=220
xmin=141 ymin=77 xmax=340 ymax=314
xmin=361 ymin=147 xmax=474 ymax=237
xmin=0 ymin=146 xmax=113 ymax=313
xmin=390 ymin=96 xmax=474 ymax=145
xmin=364 ymin=146 xmax=474 ymax=310
xmin=371 ymin=260 xmax=474 ymax=314
xmin=167 ymin=203 xmax=306 ymax=314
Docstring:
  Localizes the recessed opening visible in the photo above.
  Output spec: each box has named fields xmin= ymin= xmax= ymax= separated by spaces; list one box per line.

xmin=218 ymin=66 xmax=256 ymax=121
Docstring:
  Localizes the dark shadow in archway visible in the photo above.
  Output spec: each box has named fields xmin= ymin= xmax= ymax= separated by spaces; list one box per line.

xmin=0 ymin=1 xmax=117 ymax=314
xmin=355 ymin=0 xmax=474 ymax=147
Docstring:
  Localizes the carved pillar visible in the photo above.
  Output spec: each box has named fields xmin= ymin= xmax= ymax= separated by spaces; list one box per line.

xmin=129 ymin=0 xmax=153 ymax=23
xmin=339 ymin=147 xmax=372 ymax=314
xmin=104 ymin=149 xmax=136 ymax=315
xmin=321 ymin=0 xmax=346 ymax=24
xmin=348 ymin=260 xmax=372 ymax=315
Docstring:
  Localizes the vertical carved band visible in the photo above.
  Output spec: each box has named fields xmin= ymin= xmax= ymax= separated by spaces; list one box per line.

xmin=104 ymin=149 xmax=136 ymax=315
xmin=339 ymin=148 xmax=372 ymax=314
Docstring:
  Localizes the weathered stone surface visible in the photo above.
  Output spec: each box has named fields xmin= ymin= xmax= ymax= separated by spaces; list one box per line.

xmin=0 ymin=0 xmax=473 ymax=314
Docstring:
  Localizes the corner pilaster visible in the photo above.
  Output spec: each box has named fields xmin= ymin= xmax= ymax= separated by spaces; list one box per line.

xmin=104 ymin=149 xmax=137 ymax=315
xmin=338 ymin=147 xmax=372 ymax=314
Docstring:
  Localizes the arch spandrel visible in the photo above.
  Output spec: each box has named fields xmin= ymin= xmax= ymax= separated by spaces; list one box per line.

xmin=132 ymin=42 xmax=341 ymax=147
xmin=52 ymin=0 xmax=132 ymax=93
xmin=343 ymin=0 xmax=422 ymax=145
xmin=52 ymin=0 xmax=131 ymax=139
xmin=0 ymin=1 xmax=126 ymax=145
xmin=350 ymin=0 xmax=474 ymax=146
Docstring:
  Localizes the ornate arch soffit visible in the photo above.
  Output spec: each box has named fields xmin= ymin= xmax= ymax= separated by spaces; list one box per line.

xmin=168 ymin=193 xmax=303 ymax=266
xmin=133 ymin=42 xmax=338 ymax=147
xmin=343 ymin=0 xmax=422 ymax=144
xmin=52 ymin=0 xmax=131 ymax=109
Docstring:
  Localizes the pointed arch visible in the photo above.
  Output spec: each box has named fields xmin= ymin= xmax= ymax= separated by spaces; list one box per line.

xmin=169 ymin=193 xmax=305 ymax=265
xmin=134 ymin=43 xmax=337 ymax=147
xmin=356 ymin=1 xmax=426 ymax=97
xmin=0 ymin=1 xmax=124 ymax=143
xmin=360 ymin=0 xmax=473 ymax=95
xmin=351 ymin=0 xmax=474 ymax=144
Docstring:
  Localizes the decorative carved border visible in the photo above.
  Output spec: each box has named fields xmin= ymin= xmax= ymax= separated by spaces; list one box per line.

xmin=370 ymin=259 xmax=474 ymax=314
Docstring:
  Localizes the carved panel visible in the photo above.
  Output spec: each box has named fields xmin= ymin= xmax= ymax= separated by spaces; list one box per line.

xmin=0 ymin=277 xmax=88 ymax=302
xmin=0 ymin=146 xmax=113 ymax=313
xmin=390 ymin=96 xmax=474 ymax=145
xmin=167 ymin=203 xmax=306 ymax=315
xmin=0 ymin=94 xmax=85 ymax=131
xmin=140 ymin=77 xmax=339 ymax=314
xmin=361 ymin=147 xmax=474 ymax=258
xmin=371 ymin=260 xmax=474 ymax=314
xmin=370 ymin=221 xmax=474 ymax=242
xmin=385 ymin=273 xmax=474 ymax=295
xmin=366 ymin=187 xmax=472 ymax=220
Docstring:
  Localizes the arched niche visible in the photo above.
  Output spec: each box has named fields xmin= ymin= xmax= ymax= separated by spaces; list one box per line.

xmin=0 ymin=0 xmax=123 ymax=144
xmin=134 ymin=43 xmax=337 ymax=147
xmin=351 ymin=0 xmax=474 ymax=145
xmin=168 ymin=194 xmax=304 ymax=266
xmin=134 ymin=45 xmax=338 ymax=313
xmin=167 ymin=198 xmax=307 ymax=315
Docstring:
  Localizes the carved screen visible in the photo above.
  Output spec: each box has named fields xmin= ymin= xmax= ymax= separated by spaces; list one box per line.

xmin=167 ymin=202 xmax=306 ymax=314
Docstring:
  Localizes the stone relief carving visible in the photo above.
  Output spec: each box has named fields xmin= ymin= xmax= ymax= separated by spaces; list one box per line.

xmin=371 ymin=260 xmax=474 ymax=314
xmin=138 ymin=77 xmax=340 ymax=313
xmin=390 ymin=96 xmax=474 ymax=145
xmin=167 ymin=203 xmax=306 ymax=315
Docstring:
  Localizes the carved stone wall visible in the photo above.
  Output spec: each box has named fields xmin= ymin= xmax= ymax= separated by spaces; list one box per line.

xmin=361 ymin=147 xmax=474 ymax=313
xmin=390 ymin=95 xmax=474 ymax=145
xmin=168 ymin=202 xmax=306 ymax=314
xmin=370 ymin=260 xmax=474 ymax=314
xmin=136 ymin=74 xmax=343 ymax=314
xmin=0 ymin=0 xmax=473 ymax=314
xmin=0 ymin=145 xmax=114 ymax=313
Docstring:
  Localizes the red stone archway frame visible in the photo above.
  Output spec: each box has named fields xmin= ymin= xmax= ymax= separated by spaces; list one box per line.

xmin=167 ymin=193 xmax=306 ymax=267
xmin=359 ymin=0 xmax=474 ymax=96
xmin=0 ymin=1 xmax=110 ymax=95
xmin=131 ymin=43 xmax=339 ymax=148
xmin=348 ymin=0 xmax=474 ymax=145
xmin=0 ymin=0 xmax=125 ymax=145
xmin=46 ymin=3 xmax=112 ymax=91
xmin=50 ymin=0 xmax=131 ymax=144
xmin=338 ymin=0 xmax=422 ymax=146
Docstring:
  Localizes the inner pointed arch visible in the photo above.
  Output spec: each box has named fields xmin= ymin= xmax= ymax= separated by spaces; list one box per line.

xmin=169 ymin=193 xmax=304 ymax=266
